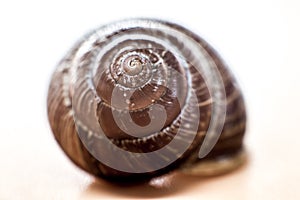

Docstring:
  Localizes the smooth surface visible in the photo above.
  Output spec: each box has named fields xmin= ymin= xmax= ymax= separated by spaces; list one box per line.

xmin=0 ymin=0 xmax=299 ymax=199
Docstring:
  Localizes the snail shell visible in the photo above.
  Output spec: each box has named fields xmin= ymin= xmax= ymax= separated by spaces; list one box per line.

xmin=47 ymin=19 xmax=246 ymax=182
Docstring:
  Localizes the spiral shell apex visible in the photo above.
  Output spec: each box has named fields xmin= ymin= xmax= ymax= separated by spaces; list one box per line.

xmin=47 ymin=19 xmax=247 ymax=182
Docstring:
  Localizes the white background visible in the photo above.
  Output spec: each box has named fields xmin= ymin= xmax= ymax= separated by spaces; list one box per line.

xmin=0 ymin=0 xmax=299 ymax=199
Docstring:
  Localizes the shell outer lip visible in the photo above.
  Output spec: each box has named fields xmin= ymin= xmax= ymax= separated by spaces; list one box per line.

xmin=180 ymin=148 xmax=248 ymax=176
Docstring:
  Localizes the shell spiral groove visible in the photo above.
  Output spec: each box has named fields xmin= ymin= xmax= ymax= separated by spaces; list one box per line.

xmin=47 ymin=19 xmax=247 ymax=182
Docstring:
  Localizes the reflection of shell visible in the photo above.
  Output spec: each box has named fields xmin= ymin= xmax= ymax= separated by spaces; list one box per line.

xmin=47 ymin=19 xmax=246 ymax=182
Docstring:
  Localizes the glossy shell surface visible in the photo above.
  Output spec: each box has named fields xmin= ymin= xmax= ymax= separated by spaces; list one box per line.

xmin=47 ymin=19 xmax=246 ymax=182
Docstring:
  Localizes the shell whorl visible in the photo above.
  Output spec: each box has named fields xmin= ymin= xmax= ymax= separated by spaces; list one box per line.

xmin=47 ymin=19 xmax=246 ymax=182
